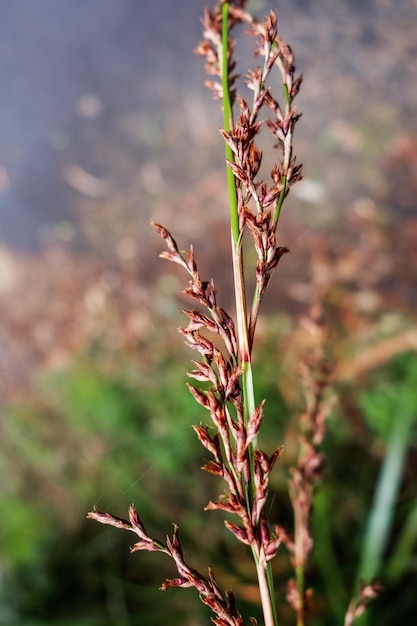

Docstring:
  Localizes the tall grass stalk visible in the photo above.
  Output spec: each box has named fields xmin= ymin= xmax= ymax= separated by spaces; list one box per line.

xmin=88 ymin=2 xmax=379 ymax=624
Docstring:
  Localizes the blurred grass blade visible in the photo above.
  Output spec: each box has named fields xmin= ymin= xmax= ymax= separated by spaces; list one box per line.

xmin=356 ymin=403 xmax=416 ymax=585
xmin=385 ymin=488 xmax=417 ymax=582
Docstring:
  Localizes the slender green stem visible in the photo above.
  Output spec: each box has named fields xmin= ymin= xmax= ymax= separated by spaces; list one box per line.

xmin=221 ymin=2 xmax=254 ymax=436
xmin=273 ymin=175 xmax=287 ymax=224
xmin=296 ymin=566 xmax=305 ymax=626
xmin=221 ymin=5 xmax=278 ymax=626
xmin=221 ymin=2 xmax=239 ymax=247
xmin=256 ymin=559 xmax=277 ymax=626
xmin=293 ymin=502 xmax=306 ymax=626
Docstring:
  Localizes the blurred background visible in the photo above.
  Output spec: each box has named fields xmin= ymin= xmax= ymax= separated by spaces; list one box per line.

xmin=0 ymin=0 xmax=416 ymax=624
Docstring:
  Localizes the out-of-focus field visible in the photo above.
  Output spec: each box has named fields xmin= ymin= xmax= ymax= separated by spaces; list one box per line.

xmin=0 ymin=1 xmax=416 ymax=624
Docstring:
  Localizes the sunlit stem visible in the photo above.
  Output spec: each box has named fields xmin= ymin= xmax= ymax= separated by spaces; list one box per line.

xmin=221 ymin=4 xmax=278 ymax=626
xmin=221 ymin=1 xmax=254 ymax=443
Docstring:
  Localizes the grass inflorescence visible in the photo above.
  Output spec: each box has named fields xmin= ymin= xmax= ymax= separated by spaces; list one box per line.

xmin=88 ymin=2 xmax=380 ymax=625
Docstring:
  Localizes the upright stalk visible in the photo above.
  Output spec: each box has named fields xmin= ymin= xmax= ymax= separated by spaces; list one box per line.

xmin=221 ymin=2 xmax=239 ymax=247
xmin=89 ymin=2 xmax=316 ymax=625
xmin=221 ymin=5 xmax=278 ymax=626
xmin=221 ymin=3 xmax=251 ymax=381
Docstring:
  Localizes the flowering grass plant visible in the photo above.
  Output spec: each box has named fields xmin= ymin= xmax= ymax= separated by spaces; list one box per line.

xmin=88 ymin=2 xmax=378 ymax=624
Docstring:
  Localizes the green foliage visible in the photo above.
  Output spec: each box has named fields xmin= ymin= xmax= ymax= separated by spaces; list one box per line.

xmin=0 ymin=350 xmax=214 ymax=625
xmin=2 ymin=330 xmax=417 ymax=625
xmin=359 ymin=351 xmax=417 ymax=440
